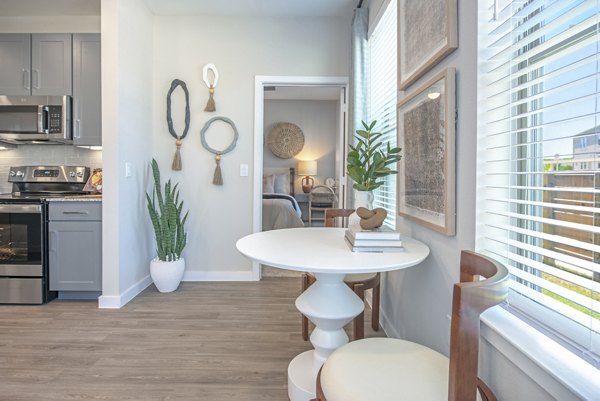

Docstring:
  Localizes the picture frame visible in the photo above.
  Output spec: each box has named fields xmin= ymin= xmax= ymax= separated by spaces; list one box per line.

xmin=397 ymin=68 xmax=456 ymax=235
xmin=397 ymin=0 xmax=458 ymax=90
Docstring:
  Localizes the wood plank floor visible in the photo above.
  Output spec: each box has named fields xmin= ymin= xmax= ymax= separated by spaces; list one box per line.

xmin=0 ymin=277 xmax=383 ymax=401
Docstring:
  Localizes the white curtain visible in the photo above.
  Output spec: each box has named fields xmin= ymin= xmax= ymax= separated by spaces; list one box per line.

xmin=349 ymin=7 xmax=369 ymax=138
xmin=348 ymin=6 xmax=369 ymax=207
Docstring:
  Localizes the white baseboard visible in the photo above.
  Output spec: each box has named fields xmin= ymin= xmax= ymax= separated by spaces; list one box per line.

xmin=98 ymin=274 xmax=152 ymax=309
xmin=183 ymin=270 xmax=255 ymax=281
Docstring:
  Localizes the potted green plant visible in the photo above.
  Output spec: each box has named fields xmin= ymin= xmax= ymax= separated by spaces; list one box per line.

xmin=347 ymin=120 xmax=402 ymax=210
xmin=146 ymin=159 xmax=189 ymax=293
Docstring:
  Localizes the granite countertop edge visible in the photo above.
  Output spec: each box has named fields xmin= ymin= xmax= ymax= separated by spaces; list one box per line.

xmin=45 ymin=196 xmax=103 ymax=202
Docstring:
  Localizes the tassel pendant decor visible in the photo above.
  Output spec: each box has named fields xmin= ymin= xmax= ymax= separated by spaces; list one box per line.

xmin=213 ymin=153 xmax=223 ymax=185
xmin=202 ymin=64 xmax=219 ymax=112
xmin=166 ymin=79 xmax=190 ymax=171
xmin=200 ymin=116 xmax=239 ymax=186
xmin=172 ymin=138 xmax=183 ymax=170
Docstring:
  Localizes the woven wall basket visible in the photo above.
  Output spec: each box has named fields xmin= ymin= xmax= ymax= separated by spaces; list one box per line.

xmin=267 ymin=122 xmax=305 ymax=159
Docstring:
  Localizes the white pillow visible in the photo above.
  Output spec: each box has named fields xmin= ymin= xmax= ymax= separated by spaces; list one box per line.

xmin=273 ymin=173 xmax=290 ymax=194
xmin=263 ymin=174 xmax=274 ymax=193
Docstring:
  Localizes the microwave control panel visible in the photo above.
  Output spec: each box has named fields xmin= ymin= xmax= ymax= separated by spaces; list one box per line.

xmin=47 ymin=106 xmax=62 ymax=133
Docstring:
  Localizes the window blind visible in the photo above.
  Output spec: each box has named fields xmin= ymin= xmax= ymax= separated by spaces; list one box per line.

xmin=477 ymin=0 xmax=600 ymax=361
xmin=368 ymin=0 xmax=397 ymax=228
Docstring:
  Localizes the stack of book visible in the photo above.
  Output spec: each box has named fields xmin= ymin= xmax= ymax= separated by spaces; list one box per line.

xmin=344 ymin=225 xmax=403 ymax=252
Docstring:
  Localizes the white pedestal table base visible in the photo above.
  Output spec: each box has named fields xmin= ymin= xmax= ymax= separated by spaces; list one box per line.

xmin=288 ymin=273 xmax=364 ymax=401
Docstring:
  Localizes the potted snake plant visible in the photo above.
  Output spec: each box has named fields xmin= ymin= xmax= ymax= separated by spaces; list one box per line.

xmin=146 ymin=159 xmax=189 ymax=292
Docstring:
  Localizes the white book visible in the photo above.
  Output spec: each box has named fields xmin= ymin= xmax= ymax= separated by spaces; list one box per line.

xmin=344 ymin=237 xmax=405 ymax=253
xmin=344 ymin=232 xmax=402 ymax=247
xmin=346 ymin=225 xmax=401 ymax=240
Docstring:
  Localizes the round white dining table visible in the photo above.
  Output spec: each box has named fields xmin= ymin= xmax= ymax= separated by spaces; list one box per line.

xmin=236 ymin=227 xmax=430 ymax=401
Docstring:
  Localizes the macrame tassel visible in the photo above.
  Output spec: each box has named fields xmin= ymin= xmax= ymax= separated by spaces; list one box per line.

xmin=212 ymin=153 xmax=223 ymax=185
xmin=172 ymin=138 xmax=182 ymax=171
xmin=204 ymin=86 xmax=216 ymax=112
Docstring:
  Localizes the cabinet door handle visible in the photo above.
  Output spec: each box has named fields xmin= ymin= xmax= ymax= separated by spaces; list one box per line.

xmin=33 ymin=69 xmax=40 ymax=89
xmin=62 ymin=211 xmax=89 ymax=215
xmin=49 ymin=229 xmax=57 ymax=254
xmin=75 ymin=120 xmax=81 ymax=139
xmin=23 ymin=69 xmax=30 ymax=90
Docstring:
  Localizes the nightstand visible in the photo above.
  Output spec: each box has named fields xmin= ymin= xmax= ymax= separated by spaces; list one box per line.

xmin=295 ymin=193 xmax=309 ymax=222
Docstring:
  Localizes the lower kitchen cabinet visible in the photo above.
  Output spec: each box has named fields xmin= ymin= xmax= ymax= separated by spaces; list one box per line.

xmin=49 ymin=202 xmax=102 ymax=292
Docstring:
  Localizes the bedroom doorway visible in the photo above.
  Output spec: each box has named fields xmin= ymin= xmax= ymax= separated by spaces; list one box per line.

xmin=253 ymin=76 xmax=349 ymax=279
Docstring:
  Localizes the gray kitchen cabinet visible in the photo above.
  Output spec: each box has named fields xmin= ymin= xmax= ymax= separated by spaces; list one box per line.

xmin=72 ymin=34 xmax=101 ymax=146
xmin=0 ymin=34 xmax=31 ymax=96
xmin=0 ymin=33 xmax=71 ymax=96
xmin=49 ymin=202 xmax=102 ymax=292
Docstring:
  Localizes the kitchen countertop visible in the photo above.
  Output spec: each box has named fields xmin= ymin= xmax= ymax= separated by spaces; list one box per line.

xmin=45 ymin=195 xmax=103 ymax=202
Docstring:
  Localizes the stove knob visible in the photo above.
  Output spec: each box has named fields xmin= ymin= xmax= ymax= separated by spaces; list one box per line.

xmin=77 ymin=172 xmax=84 ymax=178
xmin=15 ymin=171 xmax=24 ymax=177
xmin=9 ymin=170 xmax=15 ymax=177
xmin=69 ymin=171 xmax=76 ymax=178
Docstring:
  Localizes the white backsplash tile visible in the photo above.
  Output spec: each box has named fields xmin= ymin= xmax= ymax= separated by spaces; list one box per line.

xmin=0 ymin=145 xmax=102 ymax=193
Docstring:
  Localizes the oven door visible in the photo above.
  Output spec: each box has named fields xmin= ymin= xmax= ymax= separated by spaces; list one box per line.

xmin=0 ymin=204 xmax=43 ymax=277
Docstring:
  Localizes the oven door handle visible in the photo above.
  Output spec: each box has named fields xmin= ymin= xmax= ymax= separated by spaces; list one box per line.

xmin=0 ymin=204 xmax=42 ymax=214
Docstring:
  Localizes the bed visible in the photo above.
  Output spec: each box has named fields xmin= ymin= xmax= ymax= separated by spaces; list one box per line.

xmin=262 ymin=167 xmax=304 ymax=231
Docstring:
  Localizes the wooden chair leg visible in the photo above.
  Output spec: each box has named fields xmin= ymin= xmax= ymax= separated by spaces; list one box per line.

xmin=477 ymin=378 xmax=498 ymax=401
xmin=301 ymin=273 xmax=310 ymax=341
xmin=371 ymin=277 xmax=380 ymax=332
xmin=301 ymin=273 xmax=317 ymax=341
xmin=314 ymin=367 xmax=327 ymax=401
xmin=352 ymin=284 xmax=365 ymax=341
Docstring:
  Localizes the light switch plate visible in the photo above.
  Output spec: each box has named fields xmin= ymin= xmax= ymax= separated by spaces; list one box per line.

xmin=125 ymin=162 xmax=132 ymax=178
xmin=240 ymin=164 xmax=249 ymax=177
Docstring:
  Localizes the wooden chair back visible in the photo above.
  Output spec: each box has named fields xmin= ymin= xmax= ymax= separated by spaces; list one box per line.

xmin=448 ymin=251 xmax=509 ymax=401
xmin=324 ymin=208 xmax=355 ymax=228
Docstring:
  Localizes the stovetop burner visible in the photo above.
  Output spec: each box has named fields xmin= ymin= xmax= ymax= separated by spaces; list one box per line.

xmin=1 ymin=165 xmax=91 ymax=202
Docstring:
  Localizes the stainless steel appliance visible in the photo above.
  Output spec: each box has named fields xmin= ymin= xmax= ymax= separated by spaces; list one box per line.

xmin=0 ymin=95 xmax=72 ymax=144
xmin=0 ymin=165 xmax=90 ymax=304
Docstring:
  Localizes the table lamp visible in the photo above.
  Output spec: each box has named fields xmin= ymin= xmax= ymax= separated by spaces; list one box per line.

xmin=297 ymin=160 xmax=317 ymax=193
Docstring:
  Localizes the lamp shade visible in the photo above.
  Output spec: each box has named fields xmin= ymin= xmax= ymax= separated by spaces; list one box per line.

xmin=297 ymin=160 xmax=317 ymax=176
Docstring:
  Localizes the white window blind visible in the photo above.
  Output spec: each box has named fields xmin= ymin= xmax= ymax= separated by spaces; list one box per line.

xmin=368 ymin=0 xmax=397 ymax=228
xmin=477 ymin=0 xmax=600 ymax=362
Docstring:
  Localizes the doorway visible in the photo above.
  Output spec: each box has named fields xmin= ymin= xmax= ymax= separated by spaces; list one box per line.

xmin=252 ymin=76 xmax=349 ymax=279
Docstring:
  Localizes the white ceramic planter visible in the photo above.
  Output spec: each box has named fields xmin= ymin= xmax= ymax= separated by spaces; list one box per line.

xmin=349 ymin=190 xmax=375 ymax=226
xmin=150 ymin=257 xmax=185 ymax=293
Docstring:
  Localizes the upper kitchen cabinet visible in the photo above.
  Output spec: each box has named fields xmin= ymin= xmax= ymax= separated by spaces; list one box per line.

xmin=72 ymin=34 xmax=101 ymax=146
xmin=31 ymin=34 xmax=72 ymax=96
xmin=0 ymin=34 xmax=31 ymax=96
xmin=0 ymin=33 xmax=72 ymax=96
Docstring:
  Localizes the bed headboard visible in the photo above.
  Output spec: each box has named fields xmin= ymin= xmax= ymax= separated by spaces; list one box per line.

xmin=263 ymin=167 xmax=295 ymax=196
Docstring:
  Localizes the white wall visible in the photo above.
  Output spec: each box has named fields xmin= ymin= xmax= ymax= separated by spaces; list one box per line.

xmin=263 ymin=99 xmax=338 ymax=193
xmin=0 ymin=16 xmax=100 ymax=33
xmin=151 ymin=16 xmax=350 ymax=278
xmin=99 ymin=0 xmax=154 ymax=307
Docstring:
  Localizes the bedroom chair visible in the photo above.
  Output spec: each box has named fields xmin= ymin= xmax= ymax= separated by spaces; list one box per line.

xmin=301 ymin=208 xmax=381 ymax=341
xmin=313 ymin=250 xmax=509 ymax=401
xmin=308 ymin=185 xmax=337 ymax=227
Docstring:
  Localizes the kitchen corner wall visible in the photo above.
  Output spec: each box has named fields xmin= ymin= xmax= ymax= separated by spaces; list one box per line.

xmin=151 ymin=15 xmax=350 ymax=278
xmin=100 ymin=0 xmax=154 ymax=306
xmin=0 ymin=146 xmax=102 ymax=194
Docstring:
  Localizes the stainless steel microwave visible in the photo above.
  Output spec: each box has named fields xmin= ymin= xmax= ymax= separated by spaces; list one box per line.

xmin=0 ymin=95 xmax=72 ymax=144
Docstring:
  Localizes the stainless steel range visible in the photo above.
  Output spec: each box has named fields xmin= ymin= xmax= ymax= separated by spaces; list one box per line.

xmin=0 ymin=166 xmax=90 ymax=304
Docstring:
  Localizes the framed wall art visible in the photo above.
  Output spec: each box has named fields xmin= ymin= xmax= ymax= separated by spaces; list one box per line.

xmin=397 ymin=68 xmax=456 ymax=235
xmin=397 ymin=0 xmax=457 ymax=90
